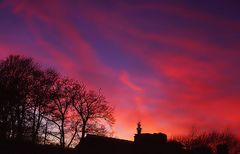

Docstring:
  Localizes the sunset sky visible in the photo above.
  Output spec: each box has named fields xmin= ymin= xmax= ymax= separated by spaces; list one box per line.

xmin=0 ymin=0 xmax=240 ymax=140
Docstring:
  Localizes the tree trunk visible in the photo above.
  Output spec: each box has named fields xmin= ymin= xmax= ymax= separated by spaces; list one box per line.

xmin=43 ymin=121 xmax=48 ymax=145
xmin=80 ymin=121 xmax=87 ymax=142
xmin=61 ymin=116 xmax=65 ymax=147
xmin=31 ymin=105 xmax=37 ymax=143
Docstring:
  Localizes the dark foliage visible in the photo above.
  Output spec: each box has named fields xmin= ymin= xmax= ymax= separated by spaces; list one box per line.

xmin=0 ymin=55 xmax=115 ymax=148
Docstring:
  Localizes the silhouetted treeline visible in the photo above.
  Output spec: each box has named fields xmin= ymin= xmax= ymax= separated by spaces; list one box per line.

xmin=175 ymin=128 xmax=240 ymax=154
xmin=0 ymin=55 xmax=114 ymax=148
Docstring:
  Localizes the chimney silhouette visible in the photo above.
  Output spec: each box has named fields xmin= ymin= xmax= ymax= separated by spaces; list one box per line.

xmin=137 ymin=122 xmax=142 ymax=135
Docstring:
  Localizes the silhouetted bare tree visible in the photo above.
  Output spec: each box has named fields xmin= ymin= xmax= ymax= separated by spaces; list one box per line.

xmin=0 ymin=55 xmax=42 ymax=140
xmin=0 ymin=55 xmax=115 ymax=148
xmin=29 ymin=69 xmax=59 ymax=143
xmin=72 ymin=89 xmax=115 ymax=143
xmin=0 ymin=55 xmax=62 ymax=144
xmin=175 ymin=127 xmax=240 ymax=154
xmin=46 ymin=78 xmax=83 ymax=147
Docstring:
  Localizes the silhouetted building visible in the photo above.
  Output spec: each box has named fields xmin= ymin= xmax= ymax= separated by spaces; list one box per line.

xmin=77 ymin=123 xmax=171 ymax=154
xmin=134 ymin=133 xmax=168 ymax=154
xmin=134 ymin=122 xmax=167 ymax=144
xmin=134 ymin=122 xmax=168 ymax=153
xmin=134 ymin=132 xmax=167 ymax=145
xmin=77 ymin=134 xmax=133 ymax=154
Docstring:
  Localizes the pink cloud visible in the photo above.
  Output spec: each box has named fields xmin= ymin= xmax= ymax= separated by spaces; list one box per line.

xmin=120 ymin=71 xmax=144 ymax=93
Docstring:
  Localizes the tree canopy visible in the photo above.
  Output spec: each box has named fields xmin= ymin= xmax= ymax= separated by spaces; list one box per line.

xmin=0 ymin=55 xmax=115 ymax=147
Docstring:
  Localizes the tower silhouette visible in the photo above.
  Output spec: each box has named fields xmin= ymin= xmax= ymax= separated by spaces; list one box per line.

xmin=137 ymin=122 xmax=142 ymax=135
